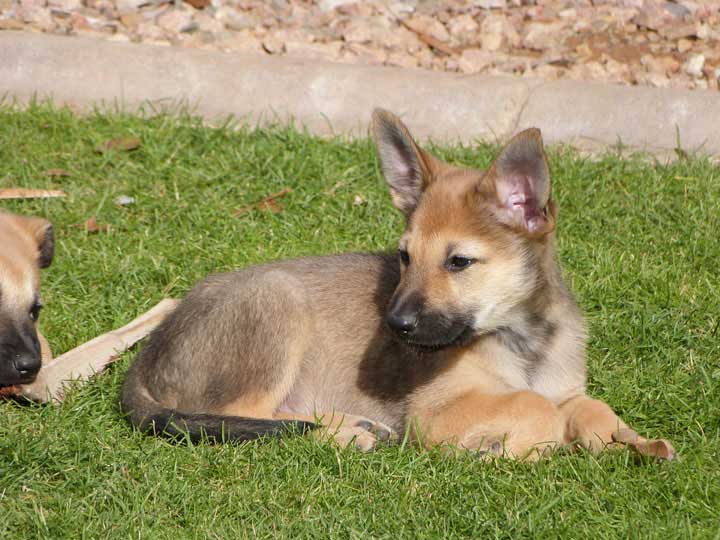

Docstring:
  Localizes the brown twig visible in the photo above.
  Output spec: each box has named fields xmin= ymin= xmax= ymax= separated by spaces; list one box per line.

xmin=234 ymin=187 xmax=293 ymax=216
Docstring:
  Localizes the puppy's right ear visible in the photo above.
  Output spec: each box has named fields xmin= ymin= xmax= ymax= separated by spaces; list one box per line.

xmin=11 ymin=215 xmax=54 ymax=269
xmin=371 ymin=109 xmax=439 ymax=217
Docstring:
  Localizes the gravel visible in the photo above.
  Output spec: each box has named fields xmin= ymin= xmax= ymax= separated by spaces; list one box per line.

xmin=1 ymin=0 xmax=719 ymax=91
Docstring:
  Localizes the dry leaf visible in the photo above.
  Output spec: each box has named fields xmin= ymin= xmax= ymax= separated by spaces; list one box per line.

xmin=353 ymin=194 xmax=367 ymax=206
xmin=46 ymin=168 xmax=71 ymax=178
xmin=234 ymin=187 xmax=292 ymax=217
xmin=75 ymin=216 xmax=111 ymax=233
xmin=399 ymin=19 xmax=457 ymax=56
xmin=95 ymin=137 xmax=141 ymax=154
xmin=0 ymin=188 xmax=66 ymax=200
xmin=184 ymin=0 xmax=211 ymax=8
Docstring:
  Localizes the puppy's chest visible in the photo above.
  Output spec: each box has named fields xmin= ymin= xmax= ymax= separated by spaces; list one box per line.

xmin=474 ymin=338 xmax=535 ymax=391
xmin=470 ymin=331 xmax=584 ymax=401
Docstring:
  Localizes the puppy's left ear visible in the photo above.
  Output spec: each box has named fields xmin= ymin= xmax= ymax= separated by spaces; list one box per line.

xmin=371 ymin=108 xmax=443 ymax=218
xmin=483 ymin=128 xmax=554 ymax=235
xmin=14 ymin=215 xmax=54 ymax=268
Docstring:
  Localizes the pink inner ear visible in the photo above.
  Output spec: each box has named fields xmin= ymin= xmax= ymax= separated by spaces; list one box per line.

xmin=497 ymin=174 xmax=547 ymax=233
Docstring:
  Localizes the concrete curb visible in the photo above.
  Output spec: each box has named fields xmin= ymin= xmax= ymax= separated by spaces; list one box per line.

xmin=1 ymin=32 xmax=718 ymax=158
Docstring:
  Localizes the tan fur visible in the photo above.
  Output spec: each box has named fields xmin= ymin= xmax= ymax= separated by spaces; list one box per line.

xmin=0 ymin=211 xmax=53 ymax=388
xmin=121 ymin=109 xmax=675 ymax=460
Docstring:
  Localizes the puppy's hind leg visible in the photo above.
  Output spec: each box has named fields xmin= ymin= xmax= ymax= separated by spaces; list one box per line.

xmin=122 ymin=271 xmax=316 ymax=444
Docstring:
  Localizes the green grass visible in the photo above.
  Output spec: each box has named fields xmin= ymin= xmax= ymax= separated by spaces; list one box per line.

xmin=0 ymin=102 xmax=718 ymax=539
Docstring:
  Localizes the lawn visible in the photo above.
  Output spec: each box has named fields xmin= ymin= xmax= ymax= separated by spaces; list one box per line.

xmin=0 ymin=103 xmax=718 ymax=539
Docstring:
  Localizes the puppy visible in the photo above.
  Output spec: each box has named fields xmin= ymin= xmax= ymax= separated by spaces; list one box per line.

xmin=121 ymin=109 xmax=674 ymax=460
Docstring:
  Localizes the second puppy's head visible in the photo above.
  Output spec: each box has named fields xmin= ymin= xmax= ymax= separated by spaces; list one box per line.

xmin=0 ymin=211 xmax=53 ymax=386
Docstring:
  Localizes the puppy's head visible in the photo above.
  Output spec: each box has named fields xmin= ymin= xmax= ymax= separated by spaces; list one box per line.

xmin=0 ymin=212 xmax=53 ymax=386
xmin=372 ymin=109 xmax=556 ymax=351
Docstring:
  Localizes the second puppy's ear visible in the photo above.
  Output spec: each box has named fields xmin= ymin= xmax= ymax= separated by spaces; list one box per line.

xmin=371 ymin=109 xmax=440 ymax=217
xmin=10 ymin=214 xmax=54 ymax=268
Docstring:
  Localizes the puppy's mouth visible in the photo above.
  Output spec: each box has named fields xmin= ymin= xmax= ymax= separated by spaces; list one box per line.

xmin=0 ymin=373 xmax=37 ymax=387
xmin=399 ymin=324 xmax=475 ymax=352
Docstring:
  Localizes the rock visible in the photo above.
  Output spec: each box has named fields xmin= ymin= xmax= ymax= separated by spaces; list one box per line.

xmin=662 ymin=1 xmax=690 ymax=19
xmin=47 ymin=0 xmax=82 ymax=9
xmin=660 ymin=23 xmax=697 ymax=40
xmin=405 ymin=14 xmax=450 ymax=42
xmin=523 ymin=22 xmax=564 ymax=51
xmin=635 ymin=71 xmax=671 ymax=88
xmin=193 ymin=11 xmax=222 ymax=33
xmin=0 ymin=19 xmax=25 ymax=30
xmin=216 ymin=7 xmax=258 ymax=32
xmin=216 ymin=31 xmax=262 ymax=53
xmin=474 ymin=0 xmax=506 ymax=8
xmin=695 ymin=23 xmax=709 ymax=40
xmin=479 ymin=14 xmax=518 ymax=51
xmin=262 ymin=34 xmax=284 ymax=54
xmin=285 ymin=41 xmax=342 ymax=62
xmin=641 ymin=54 xmax=680 ymax=75
xmin=136 ymin=20 xmax=167 ymax=42
xmin=386 ymin=50 xmax=419 ymax=69
xmin=677 ymin=38 xmax=693 ymax=53
xmin=319 ymin=0 xmax=355 ymax=12
xmin=457 ymin=48 xmax=493 ymax=73
xmin=447 ymin=14 xmax=479 ymax=46
xmin=683 ymin=53 xmax=705 ymax=77
xmin=603 ymin=57 xmax=632 ymax=83
xmin=157 ymin=9 xmax=196 ymax=34
xmin=342 ymin=16 xmax=392 ymax=44
xmin=529 ymin=64 xmax=563 ymax=80
xmin=114 ymin=0 xmax=149 ymax=11
xmin=344 ymin=42 xmax=387 ymax=65
xmin=20 ymin=5 xmax=55 ymax=30
xmin=388 ymin=1 xmax=416 ymax=16
xmin=567 ymin=61 xmax=609 ymax=82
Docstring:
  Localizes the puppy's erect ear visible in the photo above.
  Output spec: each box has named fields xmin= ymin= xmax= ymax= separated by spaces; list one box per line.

xmin=11 ymin=214 xmax=54 ymax=268
xmin=371 ymin=108 xmax=439 ymax=217
xmin=484 ymin=128 xmax=553 ymax=235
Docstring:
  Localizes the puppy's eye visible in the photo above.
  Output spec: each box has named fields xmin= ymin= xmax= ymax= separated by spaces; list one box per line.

xmin=398 ymin=249 xmax=410 ymax=266
xmin=29 ymin=301 xmax=43 ymax=322
xmin=446 ymin=256 xmax=476 ymax=272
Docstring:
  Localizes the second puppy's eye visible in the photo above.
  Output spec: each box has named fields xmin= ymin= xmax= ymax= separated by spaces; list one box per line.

xmin=29 ymin=301 xmax=43 ymax=321
xmin=398 ymin=249 xmax=410 ymax=266
xmin=446 ymin=256 xmax=475 ymax=272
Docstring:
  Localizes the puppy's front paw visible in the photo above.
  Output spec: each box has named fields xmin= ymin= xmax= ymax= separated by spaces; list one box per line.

xmin=612 ymin=429 xmax=677 ymax=461
xmin=326 ymin=425 xmax=380 ymax=452
xmin=353 ymin=418 xmax=397 ymax=442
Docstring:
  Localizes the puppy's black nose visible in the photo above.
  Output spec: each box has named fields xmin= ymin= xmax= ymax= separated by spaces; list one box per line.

xmin=13 ymin=352 xmax=41 ymax=376
xmin=386 ymin=310 xmax=419 ymax=334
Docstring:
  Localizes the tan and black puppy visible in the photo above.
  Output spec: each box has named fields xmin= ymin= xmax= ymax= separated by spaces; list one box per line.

xmin=121 ymin=109 xmax=674 ymax=459
xmin=0 ymin=211 xmax=53 ymax=389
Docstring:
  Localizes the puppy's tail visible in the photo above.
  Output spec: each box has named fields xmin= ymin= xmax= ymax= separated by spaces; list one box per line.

xmin=120 ymin=366 xmax=315 ymax=443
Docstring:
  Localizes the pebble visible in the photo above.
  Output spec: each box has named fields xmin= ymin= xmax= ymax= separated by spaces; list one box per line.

xmin=684 ymin=53 xmax=705 ymax=77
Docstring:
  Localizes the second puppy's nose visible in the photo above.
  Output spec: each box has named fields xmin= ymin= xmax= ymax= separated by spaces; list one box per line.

xmin=386 ymin=310 xmax=419 ymax=334
xmin=13 ymin=352 xmax=41 ymax=376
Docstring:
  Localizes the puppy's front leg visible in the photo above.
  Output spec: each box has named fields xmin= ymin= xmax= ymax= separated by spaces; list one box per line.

xmin=415 ymin=390 xmax=564 ymax=460
xmin=560 ymin=395 xmax=676 ymax=460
